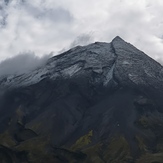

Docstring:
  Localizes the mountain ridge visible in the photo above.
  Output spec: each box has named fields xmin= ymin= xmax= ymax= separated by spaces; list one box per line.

xmin=1 ymin=36 xmax=163 ymax=90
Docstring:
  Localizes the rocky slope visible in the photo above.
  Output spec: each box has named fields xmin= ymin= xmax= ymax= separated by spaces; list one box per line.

xmin=0 ymin=36 xmax=163 ymax=163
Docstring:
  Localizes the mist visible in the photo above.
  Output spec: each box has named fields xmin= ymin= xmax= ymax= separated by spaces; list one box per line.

xmin=70 ymin=33 xmax=94 ymax=48
xmin=58 ymin=33 xmax=94 ymax=54
xmin=0 ymin=52 xmax=52 ymax=77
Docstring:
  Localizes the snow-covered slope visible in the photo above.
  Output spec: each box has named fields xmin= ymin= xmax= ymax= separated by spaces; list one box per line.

xmin=112 ymin=37 xmax=163 ymax=89
xmin=0 ymin=36 xmax=163 ymax=90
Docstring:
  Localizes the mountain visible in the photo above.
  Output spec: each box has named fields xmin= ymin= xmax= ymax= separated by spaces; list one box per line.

xmin=0 ymin=36 xmax=163 ymax=163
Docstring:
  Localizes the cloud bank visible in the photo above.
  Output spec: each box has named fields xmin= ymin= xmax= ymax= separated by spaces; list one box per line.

xmin=0 ymin=52 xmax=51 ymax=76
xmin=0 ymin=0 xmax=163 ymax=64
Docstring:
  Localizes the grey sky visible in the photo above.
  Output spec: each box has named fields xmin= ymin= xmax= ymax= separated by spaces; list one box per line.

xmin=0 ymin=0 xmax=163 ymax=63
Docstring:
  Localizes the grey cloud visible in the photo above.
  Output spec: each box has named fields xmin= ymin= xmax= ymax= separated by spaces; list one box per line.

xmin=22 ymin=2 xmax=73 ymax=23
xmin=0 ymin=14 xmax=7 ymax=27
xmin=58 ymin=33 xmax=94 ymax=54
xmin=0 ymin=52 xmax=51 ymax=76
xmin=70 ymin=33 xmax=94 ymax=48
xmin=4 ymin=0 xmax=10 ymax=5
xmin=1 ymin=0 xmax=73 ymax=30
xmin=0 ymin=1 xmax=8 ymax=27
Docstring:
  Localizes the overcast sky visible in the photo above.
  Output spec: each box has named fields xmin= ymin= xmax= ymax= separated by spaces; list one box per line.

xmin=0 ymin=0 xmax=163 ymax=63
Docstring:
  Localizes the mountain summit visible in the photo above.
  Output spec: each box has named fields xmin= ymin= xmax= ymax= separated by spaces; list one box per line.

xmin=0 ymin=37 xmax=163 ymax=163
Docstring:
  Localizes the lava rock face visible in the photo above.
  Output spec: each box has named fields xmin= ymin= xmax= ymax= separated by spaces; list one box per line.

xmin=0 ymin=36 xmax=163 ymax=163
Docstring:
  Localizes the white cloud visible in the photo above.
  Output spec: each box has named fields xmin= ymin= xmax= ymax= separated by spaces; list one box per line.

xmin=0 ymin=0 xmax=163 ymax=65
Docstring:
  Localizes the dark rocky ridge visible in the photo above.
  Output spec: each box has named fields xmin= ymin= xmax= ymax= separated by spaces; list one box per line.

xmin=0 ymin=37 xmax=163 ymax=162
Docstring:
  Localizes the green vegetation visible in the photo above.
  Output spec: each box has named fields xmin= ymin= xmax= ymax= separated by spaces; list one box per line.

xmin=83 ymin=143 xmax=104 ymax=163
xmin=103 ymin=135 xmax=132 ymax=163
xmin=135 ymin=135 xmax=148 ymax=154
xmin=71 ymin=130 xmax=93 ymax=150
xmin=138 ymin=115 xmax=163 ymax=130
xmin=157 ymin=138 xmax=163 ymax=152
xmin=138 ymin=116 xmax=149 ymax=128
xmin=15 ymin=136 xmax=53 ymax=163
xmin=0 ymin=131 xmax=16 ymax=147
xmin=136 ymin=153 xmax=163 ymax=163
xmin=71 ymin=134 xmax=133 ymax=163
xmin=28 ymin=121 xmax=42 ymax=132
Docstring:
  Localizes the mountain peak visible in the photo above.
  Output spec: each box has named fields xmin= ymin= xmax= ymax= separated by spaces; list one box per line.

xmin=112 ymin=36 xmax=124 ymax=42
xmin=0 ymin=36 xmax=163 ymax=162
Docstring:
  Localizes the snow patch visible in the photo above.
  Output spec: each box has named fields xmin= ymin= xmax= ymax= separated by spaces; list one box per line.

xmin=103 ymin=64 xmax=115 ymax=86
xmin=122 ymin=61 xmax=130 ymax=65
xmin=61 ymin=64 xmax=82 ymax=77
xmin=92 ymin=67 xmax=103 ymax=74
